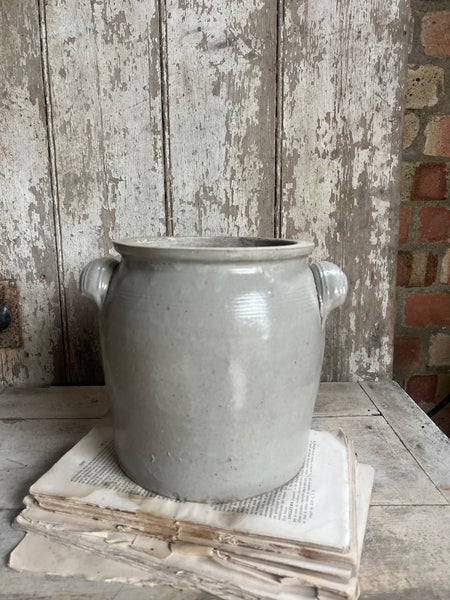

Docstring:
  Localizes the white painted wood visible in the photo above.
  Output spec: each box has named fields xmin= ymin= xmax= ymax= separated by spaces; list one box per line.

xmin=361 ymin=381 xmax=450 ymax=502
xmin=360 ymin=506 xmax=450 ymax=599
xmin=0 ymin=403 xmax=443 ymax=511
xmin=43 ymin=0 xmax=167 ymax=383
xmin=314 ymin=383 xmax=379 ymax=417
xmin=0 ymin=383 xmax=449 ymax=599
xmin=0 ymin=386 xmax=108 ymax=419
xmin=0 ymin=383 xmax=375 ymax=420
xmin=3 ymin=1 xmax=409 ymax=385
xmin=0 ymin=419 xmax=98 ymax=508
xmin=312 ymin=415 xmax=446 ymax=506
xmin=0 ymin=1 xmax=64 ymax=385
xmin=166 ymin=0 xmax=277 ymax=237
xmin=280 ymin=0 xmax=409 ymax=381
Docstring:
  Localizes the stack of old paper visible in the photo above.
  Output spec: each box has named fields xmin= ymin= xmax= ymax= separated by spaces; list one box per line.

xmin=9 ymin=417 xmax=374 ymax=600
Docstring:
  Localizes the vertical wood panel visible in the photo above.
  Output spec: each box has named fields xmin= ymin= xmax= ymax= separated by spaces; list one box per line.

xmin=2 ymin=0 xmax=409 ymax=385
xmin=44 ymin=0 xmax=166 ymax=383
xmin=165 ymin=0 xmax=277 ymax=236
xmin=0 ymin=1 xmax=64 ymax=385
xmin=280 ymin=0 xmax=409 ymax=381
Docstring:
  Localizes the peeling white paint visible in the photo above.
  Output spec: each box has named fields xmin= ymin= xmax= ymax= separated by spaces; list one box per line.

xmin=281 ymin=0 xmax=408 ymax=381
xmin=167 ymin=0 xmax=276 ymax=237
xmin=2 ymin=0 xmax=408 ymax=384
xmin=1 ymin=1 xmax=64 ymax=385
xmin=44 ymin=0 xmax=166 ymax=382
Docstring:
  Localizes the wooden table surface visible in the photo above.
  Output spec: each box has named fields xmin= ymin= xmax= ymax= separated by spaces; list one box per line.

xmin=1 ymin=381 xmax=449 ymax=600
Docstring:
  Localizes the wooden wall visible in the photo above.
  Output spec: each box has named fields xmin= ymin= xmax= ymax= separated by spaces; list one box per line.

xmin=0 ymin=0 xmax=409 ymax=386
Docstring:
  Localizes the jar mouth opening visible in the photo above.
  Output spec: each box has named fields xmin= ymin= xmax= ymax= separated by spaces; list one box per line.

xmin=113 ymin=236 xmax=314 ymax=261
xmin=116 ymin=236 xmax=309 ymax=249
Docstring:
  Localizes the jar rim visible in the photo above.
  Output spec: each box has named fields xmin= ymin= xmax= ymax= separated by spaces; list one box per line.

xmin=113 ymin=236 xmax=314 ymax=261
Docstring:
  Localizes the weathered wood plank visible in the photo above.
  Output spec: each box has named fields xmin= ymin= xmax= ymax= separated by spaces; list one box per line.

xmin=359 ymin=506 xmax=450 ymax=600
xmin=0 ymin=383 xmax=448 ymax=599
xmin=0 ymin=1 xmax=64 ymax=386
xmin=0 ymin=419 xmax=98 ymax=508
xmin=312 ymin=415 xmax=446 ymax=506
xmin=361 ymin=381 xmax=450 ymax=502
xmin=280 ymin=0 xmax=409 ymax=381
xmin=166 ymin=0 xmax=277 ymax=236
xmin=314 ymin=382 xmax=379 ymax=417
xmin=44 ymin=0 xmax=167 ymax=384
xmin=0 ymin=383 xmax=377 ymax=420
xmin=0 ymin=387 xmax=108 ymax=419
xmin=6 ymin=407 xmax=443 ymax=513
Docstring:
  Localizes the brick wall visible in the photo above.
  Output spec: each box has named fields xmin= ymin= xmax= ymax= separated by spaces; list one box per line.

xmin=394 ymin=1 xmax=450 ymax=435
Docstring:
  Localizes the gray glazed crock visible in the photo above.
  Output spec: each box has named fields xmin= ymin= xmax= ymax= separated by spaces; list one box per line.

xmin=80 ymin=237 xmax=347 ymax=502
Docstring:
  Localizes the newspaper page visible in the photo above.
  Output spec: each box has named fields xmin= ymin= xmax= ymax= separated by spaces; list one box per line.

xmin=30 ymin=418 xmax=352 ymax=550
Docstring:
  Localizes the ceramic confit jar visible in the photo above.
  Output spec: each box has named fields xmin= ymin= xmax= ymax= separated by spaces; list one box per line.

xmin=80 ymin=237 xmax=347 ymax=502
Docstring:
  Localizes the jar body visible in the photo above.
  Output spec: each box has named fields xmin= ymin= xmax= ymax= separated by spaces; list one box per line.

xmin=99 ymin=251 xmax=324 ymax=501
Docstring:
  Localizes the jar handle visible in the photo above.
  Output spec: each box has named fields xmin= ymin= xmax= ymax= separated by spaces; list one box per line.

xmin=310 ymin=261 xmax=347 ymax=325
xmin=80 ymin=258 xmax=119 ymax=309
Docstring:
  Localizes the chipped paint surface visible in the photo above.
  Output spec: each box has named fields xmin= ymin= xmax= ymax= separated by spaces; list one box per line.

xmin=44 ymin=0 xmax=166 ymax=382
xmin=0 ymin=1 xmax=64 ymax=385
xmin=281 ymin=0 xmax=409 ymax=381
xmin=2 ymin=0 xmax=408 ymax=384
xmin=167 ymin=0 xmax=277 ymax=237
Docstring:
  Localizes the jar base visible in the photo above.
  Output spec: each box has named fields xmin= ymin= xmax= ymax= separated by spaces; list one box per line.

xmin=115 ymin=444 xmax=308 ymax=504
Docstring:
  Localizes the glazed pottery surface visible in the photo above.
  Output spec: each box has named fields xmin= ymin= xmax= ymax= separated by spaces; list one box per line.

xmin=80 ymin=237 xmax=347 ymax=501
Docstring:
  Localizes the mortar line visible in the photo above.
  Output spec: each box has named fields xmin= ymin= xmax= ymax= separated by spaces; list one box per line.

xmin=37 ymin=0 xmax=72 ymax=384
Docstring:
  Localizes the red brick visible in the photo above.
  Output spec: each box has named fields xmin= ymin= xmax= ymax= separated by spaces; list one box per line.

xmin=393 ymin=336 xmax=422 ymax=369
xmin=417 ymin=207 xmax=450 ymax=242
xmin=423 ymin=254 xmax=437 ymax=285
xmin=396 ymin=251 xmax=437 ymax=287
xmin=436 ymin=375 xmax=450 ymax=403
xmin=410 ymin=163 xmax=447 ymax=202
xmin=396 ymin=253 xmax=410 ymax=287
xmin=421 ymin=12 xmax=450 ymax=56
xmin=428 ymin=333 xmax=450 ymax=366
xmin=424 ymin=116 xmax=450 ymax=157
xmin=403 ymin=292 xmax=450 ymax=327
xmin=441 ymin=249 xmax=450 ymax=284
xmin=399 ymin=206 xmax=410 ymax=244
xmin=406 ymin=375 xmax=438 ymax=404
